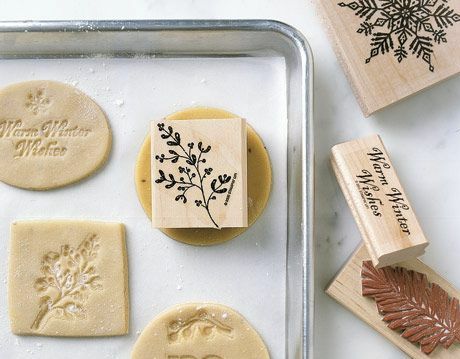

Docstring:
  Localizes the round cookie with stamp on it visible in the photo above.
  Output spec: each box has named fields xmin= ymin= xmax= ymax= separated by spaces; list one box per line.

xmin=134 ymin=107 xmax=272 ymax=246
xmin=131 ymin=302 xmax=270 ymax=359
xmin=0 ymin=80 xmax=112 ymax=190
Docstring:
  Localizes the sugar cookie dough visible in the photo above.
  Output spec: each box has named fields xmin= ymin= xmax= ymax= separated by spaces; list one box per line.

xmin=135 ymin=107 xmax=272 ymax=245
xmin=8 ymin=221 xmax=128 ymax=336
xmin=0 ymin=80 xmax=112 ymax=190
xmin=132 ymin=303 xmax=270 ymax=359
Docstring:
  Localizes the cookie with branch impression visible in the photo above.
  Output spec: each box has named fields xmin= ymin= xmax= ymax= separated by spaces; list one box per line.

xmin=8 ymin=221 xmax=128 ymax=336
xmin=132 ymin=303 xmax=270 ymax=359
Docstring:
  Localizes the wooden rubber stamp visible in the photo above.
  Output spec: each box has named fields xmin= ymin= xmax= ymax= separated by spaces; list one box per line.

xmin=315 ymin=0 xmax=460 ymax=116
xmin=331 ymin=134 xmax=429 ymax=267
xmin=327 ymin=245 xmax=460 ymax=358
xmin=151 ymin=118 xmax=248 ymax=229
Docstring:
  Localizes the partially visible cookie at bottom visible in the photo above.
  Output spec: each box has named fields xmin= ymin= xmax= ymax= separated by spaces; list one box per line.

xmin=134 ymin=107 xmax=272 ymax=246
xmin=132 ymin=302 xmax=270 ymax=359
xmin=8 ymin=220 xmax=129 ymax=336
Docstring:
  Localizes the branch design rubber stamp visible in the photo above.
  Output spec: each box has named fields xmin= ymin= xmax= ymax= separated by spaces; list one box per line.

xmin=154 ymin=122 xmax=231 ymax=228
xmin=151 ymin=118 xmax=248 ymax=229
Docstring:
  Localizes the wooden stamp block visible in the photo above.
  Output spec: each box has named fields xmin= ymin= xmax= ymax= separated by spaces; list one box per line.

xmin=326 ymin=244 xmax=460 ymax=358
xmin=315 ymin=0 xmax=460 ymax=116
xmin=151 ymin=118 xmax=248 ymax=229
xmin=331 ymin=134 xmax=429 ymax=267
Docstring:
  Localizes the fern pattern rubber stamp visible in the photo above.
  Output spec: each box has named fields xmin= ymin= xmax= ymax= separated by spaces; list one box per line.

xmin=362 ymin=260 xmax=460 ymax=355
xmin=338 ymin=0 xmax=460 ymax=71
xmin=154 ymin=122 xmax=232 ymax=228
xmin=167 ymin=309 xmax=233 ymax=343
xmin=31 ymin=234 xmax=102 ymax=331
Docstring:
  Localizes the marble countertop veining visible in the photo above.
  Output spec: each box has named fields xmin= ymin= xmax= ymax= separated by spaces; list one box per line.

xmin=1 ymin=0 xmax=460 ymax=358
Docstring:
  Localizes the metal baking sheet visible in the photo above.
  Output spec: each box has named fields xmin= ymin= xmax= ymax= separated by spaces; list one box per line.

xmin=0 ymin=20 xmax=314 ymax=359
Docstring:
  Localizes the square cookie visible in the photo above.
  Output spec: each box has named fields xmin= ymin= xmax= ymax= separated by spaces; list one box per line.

xmin=8 ymin=221 xmax=129 ymax=336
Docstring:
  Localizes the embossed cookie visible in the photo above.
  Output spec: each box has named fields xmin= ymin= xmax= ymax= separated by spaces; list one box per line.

xmin=0 ymin=80 xmax=112 ymax=190
xmin=8 ymin=221 xmax=128 ymax=336
xmin=132 ymin=303 xmax=270 ymax=359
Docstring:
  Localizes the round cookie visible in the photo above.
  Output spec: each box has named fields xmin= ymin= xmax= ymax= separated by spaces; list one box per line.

xmin=132 ymin=303 xmax=270 ymax=359
xmin=134 ymin=107 xmax=272 ymax=245
xmin=0 ymin=80 xmax=111 ymax=190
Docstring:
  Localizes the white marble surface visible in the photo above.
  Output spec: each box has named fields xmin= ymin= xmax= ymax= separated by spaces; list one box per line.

xmin=1 ymin=1 xmax=460 ymax=358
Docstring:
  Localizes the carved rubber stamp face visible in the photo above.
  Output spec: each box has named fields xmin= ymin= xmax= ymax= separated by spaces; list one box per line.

xmin=131 ymin=303 xmax=270 ymax=359
xmin=0 ymin=80 xmax=112 ymax=190
xmin=8 ymin=221 xmax=128 ymax=337
xmin=362 ymin=261 xmax=460 ymax=355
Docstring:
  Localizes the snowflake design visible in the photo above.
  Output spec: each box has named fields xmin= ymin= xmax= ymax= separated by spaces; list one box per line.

xmin=338 ymin=0 xmax=460 ymax=71
xmin=25 ymin=88 xmax=51 ymax=115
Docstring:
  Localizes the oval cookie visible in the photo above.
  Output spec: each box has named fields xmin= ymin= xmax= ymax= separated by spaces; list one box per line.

xmin=0 ymin=80 xmax=111 ymax=190
xmin=132 ymin=303 xmax=270 ymax=359
xmin=134 ymin=107 xmax=272 ymax=246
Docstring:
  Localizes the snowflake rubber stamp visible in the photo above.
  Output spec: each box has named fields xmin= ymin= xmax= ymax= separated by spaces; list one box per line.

xmin=25 ymin=88 xmax=51 ymax=115
xmin=338 ymin=0 xmax=460 ymax=71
